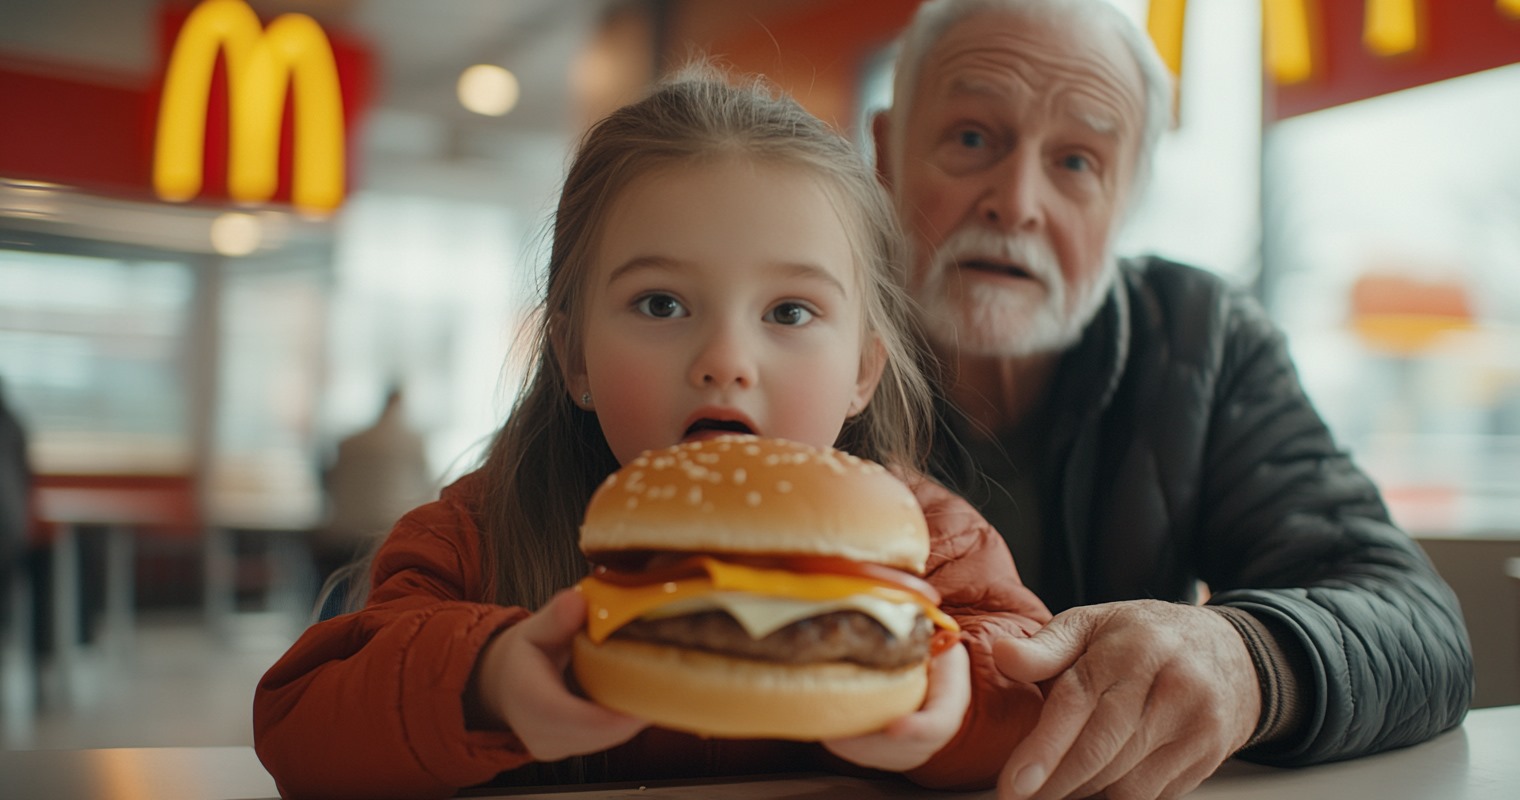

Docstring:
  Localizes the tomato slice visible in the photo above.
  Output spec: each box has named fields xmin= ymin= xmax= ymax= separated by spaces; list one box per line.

xmin=588 ymin=552 xmax=941 ymax=605
xmin=929 ymin=628 xmax=964 ymax=657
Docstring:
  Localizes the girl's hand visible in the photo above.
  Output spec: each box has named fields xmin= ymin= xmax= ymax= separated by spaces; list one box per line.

xmin=822 ymin=641 xmax=972 ymax=772
xmin=475 ymin=589 xmax=649 ymax=761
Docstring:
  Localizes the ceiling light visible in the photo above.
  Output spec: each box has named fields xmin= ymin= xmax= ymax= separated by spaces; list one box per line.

xmin=457 ymin=64 xmax=520 ymax=117
xmin=210 ymin=212 xmax=262 ymax=257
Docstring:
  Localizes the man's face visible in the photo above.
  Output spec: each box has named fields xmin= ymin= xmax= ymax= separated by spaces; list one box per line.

xmin=884 ymin=11 xmax=1146 ymax=357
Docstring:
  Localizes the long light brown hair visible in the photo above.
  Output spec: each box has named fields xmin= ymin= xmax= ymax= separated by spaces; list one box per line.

xmin=476 ymin=66 xmax=934 ymax=611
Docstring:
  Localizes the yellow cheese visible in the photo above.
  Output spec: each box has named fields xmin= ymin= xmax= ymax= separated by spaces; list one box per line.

xmin=579 ymin=557 xmax=958 ymax=643
xmin=581 ymin=575 xmax=712 ymax=643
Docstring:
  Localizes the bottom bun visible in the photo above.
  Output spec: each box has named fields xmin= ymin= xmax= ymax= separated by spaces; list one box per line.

xmin=572 ymin=634 xmax=928 ymax=740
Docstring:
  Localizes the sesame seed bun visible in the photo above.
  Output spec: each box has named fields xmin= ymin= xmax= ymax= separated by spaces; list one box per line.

xmin=573 ymin=436 xmax=946 ymax=740
xmin=571 ymin=634 xmax=928 ymax=741
xmin=578 ymin=435 xmax=929 ymax=572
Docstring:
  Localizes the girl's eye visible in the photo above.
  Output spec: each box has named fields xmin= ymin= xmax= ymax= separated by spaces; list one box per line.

xmin=765 ymin=302 xmax=815 ymax=327
xmin=635 ymin=293 xmax=687 ymax=319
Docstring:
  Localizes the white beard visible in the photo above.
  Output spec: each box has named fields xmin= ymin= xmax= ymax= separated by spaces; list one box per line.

xmin=911 ymin=226 xmax=1116 ymax=358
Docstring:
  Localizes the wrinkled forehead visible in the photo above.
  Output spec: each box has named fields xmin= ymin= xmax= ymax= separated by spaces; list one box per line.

xmin=917 ymin=9 xmax=1147 ymax=139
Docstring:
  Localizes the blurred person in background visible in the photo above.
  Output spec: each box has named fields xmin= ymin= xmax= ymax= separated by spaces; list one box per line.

xmin=313 ymin=385 xmax=433 ymax=585
xmin=871 ymin=0 xmax=1473 ymax=797
xmin=1 ymin=377 xmax=31 ymax=642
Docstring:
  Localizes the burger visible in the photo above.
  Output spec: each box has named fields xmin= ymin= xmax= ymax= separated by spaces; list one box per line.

xmin=571 ymin=434 xmax=961 ymax=741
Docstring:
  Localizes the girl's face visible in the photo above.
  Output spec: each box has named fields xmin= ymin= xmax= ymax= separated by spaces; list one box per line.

xmin=566 ymin=156 xmax=884 ymax=466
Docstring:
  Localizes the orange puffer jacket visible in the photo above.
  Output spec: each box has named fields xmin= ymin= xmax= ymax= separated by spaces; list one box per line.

xmin=253 ymin=470 xmax=1051 ymax=799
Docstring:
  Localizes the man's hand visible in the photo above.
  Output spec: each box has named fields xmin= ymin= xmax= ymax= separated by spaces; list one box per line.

xmin=993 ymin=600 xmax=1260 ymax=800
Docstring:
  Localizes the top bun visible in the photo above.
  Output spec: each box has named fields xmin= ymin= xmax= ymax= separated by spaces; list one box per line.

xmin=580 ymin=436 xmax=929 ymax=573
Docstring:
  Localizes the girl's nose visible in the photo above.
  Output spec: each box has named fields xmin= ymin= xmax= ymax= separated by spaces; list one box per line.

xmin=689 ymin=324 xmax=757 ymax=390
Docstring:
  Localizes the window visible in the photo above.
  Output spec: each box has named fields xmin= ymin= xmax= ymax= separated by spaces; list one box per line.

xmin=0 ymin=249 xmax=194 ymax=473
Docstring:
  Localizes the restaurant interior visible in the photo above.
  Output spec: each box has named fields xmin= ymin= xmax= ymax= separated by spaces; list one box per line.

xmin=3 ymin=0 xmax=1520 ymax=763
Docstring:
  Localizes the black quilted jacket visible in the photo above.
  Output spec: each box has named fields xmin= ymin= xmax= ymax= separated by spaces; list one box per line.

xmin=932 ymin=256 xmax=1473 ymax=766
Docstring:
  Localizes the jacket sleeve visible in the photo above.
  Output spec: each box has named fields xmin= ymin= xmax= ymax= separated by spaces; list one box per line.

xmin=900 ymin=476 xmax=1052 ymax=790
xmin=1198 ymin=294 xmax=1473 ymax=765
xmin=253 ymin=489 xmax=536 ymax=799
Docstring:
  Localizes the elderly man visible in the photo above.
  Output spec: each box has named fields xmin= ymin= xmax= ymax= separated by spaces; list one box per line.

xmin=872 ymin=0 xmax=1472 ymax=798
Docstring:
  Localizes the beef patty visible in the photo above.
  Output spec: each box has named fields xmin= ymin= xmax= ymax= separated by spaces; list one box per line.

xmin=611 ymin=609 xmax=933 ymax=670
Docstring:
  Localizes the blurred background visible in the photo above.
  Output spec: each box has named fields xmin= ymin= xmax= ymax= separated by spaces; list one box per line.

xmin=2 ymin=0 xmax=1518 ymax=752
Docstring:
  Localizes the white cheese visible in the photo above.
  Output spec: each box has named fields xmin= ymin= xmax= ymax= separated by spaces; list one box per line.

xmin=640 ymin=591 xmax=922 ymax=640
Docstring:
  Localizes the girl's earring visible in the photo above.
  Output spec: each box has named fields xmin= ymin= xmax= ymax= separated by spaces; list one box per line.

xmin=580 ymin=391 xmax=593 ymax=409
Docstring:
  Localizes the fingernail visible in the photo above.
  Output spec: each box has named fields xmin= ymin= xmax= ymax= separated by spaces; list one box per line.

xmin=1013 ymin=763 xmax=1046 ymax=796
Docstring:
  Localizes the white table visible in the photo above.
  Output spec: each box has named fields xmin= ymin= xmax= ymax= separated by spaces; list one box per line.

xmin=1185 ymin=703 xmax=1518 ymax=799
xmin=479 ymin=704 xmax=1520 ymax=799
xmin=0 ymin=746 xmax=279 ymax=800
xmin=4 ymin=705 xmax=1515 ymax=799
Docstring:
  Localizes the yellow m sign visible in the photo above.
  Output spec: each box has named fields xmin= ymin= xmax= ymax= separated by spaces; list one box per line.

xmin=154 ymin=0 xmax=345 ymax=215
xmin=1148 ymin=0 xmax=1518 ymax=86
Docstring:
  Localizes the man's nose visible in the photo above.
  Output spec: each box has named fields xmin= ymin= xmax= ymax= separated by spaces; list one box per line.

xmin=977 ymin=149 xmax=1044 ymax=233
xmin=689 ymin=322 xmax=757 ymax=390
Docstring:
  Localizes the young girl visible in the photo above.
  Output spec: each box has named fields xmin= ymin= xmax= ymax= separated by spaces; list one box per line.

xmin=254 ymin=69 xmax=1050 ymax=799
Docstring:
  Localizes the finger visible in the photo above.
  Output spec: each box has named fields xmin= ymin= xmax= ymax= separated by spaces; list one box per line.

xmin=525 ymin=706 xmax=649 ymax=762
xmin=512 ymin=667 xmax=649 ymax=760
xmin=1154 ymin=751 xmax=1223 ymax=800
xmin=991 ymin=612 xmax=1093 ymax=685
xmin=1082 ymin=738 xmax=1203 ymax=800
xmin=997 ymin=688 xmax=1091 ymax=798
xmin=820 ymin=646 xmax=972 ymax=772
xmin=992 ymin=612 xmax=1109 ymax=798
xmin=909 ymin=643 xmax=971 ymax=731
xmin=820 ymin=727 xmax=923 ymax=772
xmin=997 ymin=657 xmax=1136 ymax=800
xmin=820 ymin=733 xmax=888 ymax=768
xmin=515 ymin=590 xmax=587 ymax=655
xmin=1065 ymin=718 xmax=1173 ymax=800
xmin=531 ymin=705 xmax=649 ymax=760
xmin=871 ymin=642 xmax=971 ymax=741
xmin=1023 ymin=672 xmax=1150 ymax=800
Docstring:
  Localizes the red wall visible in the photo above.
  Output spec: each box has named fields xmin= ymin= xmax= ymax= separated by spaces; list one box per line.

xmin=1269 ymin=0 xmax=1520 ymax=119
xmin=0 ymin=5 xmax=373 ymax=208
xmin=0 ymin=59 xmax=158 ymax=200
xmin=673 ymin=0 xmax=922 ymax=131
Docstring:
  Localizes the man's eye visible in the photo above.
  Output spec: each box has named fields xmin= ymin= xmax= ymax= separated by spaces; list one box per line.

xmin=1061 ymin=153 xmax=1092 ymax=172
xmin=635 ymin=293 xmax=686 ymax=318
xmin=765 ymin=302 xmax=814 ymax=326
xmin=958 ymin=129 xmax=986 ymax=149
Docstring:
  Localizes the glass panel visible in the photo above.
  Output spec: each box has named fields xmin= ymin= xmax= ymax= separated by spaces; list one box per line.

xmin=206 ymin=263 xmax=328 ymax=529
xmin=1266 ymin=64 xmax=1520 ymax=534
xmin=0 ymin=249 xmax=194 ymax=473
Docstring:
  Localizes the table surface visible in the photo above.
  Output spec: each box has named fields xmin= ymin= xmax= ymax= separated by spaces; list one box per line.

xmin=4 ymin=705 xmax=1515 ymax=800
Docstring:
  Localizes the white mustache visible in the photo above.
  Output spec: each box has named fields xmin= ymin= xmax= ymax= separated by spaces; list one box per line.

xmin=930 ymin=228 xmax=1062 ymax=285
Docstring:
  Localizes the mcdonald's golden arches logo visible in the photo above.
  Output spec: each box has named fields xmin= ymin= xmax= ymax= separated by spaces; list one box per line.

xmin=1148 ymin=0 xmax=1520 ymax=86
xmin=154 ymin=0 xmax=345 ymax=214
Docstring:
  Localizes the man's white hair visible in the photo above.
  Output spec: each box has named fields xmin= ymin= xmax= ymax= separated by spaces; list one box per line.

xmin=887 ymin=0 xmax=1173 ymax=214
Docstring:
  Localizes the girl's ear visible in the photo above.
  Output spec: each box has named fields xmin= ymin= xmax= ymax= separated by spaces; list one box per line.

xmin=550 ymin=313 xmax=589 ymax=404
xmin=850 ymin=335 xmax=888 ymax=418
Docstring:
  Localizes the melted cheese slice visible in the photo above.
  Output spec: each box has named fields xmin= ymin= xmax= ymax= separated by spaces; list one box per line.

xmin=579 ymin=557 xmax=958 ymax=643
xmin=644 ymin=592 xmax=925 ymax=640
